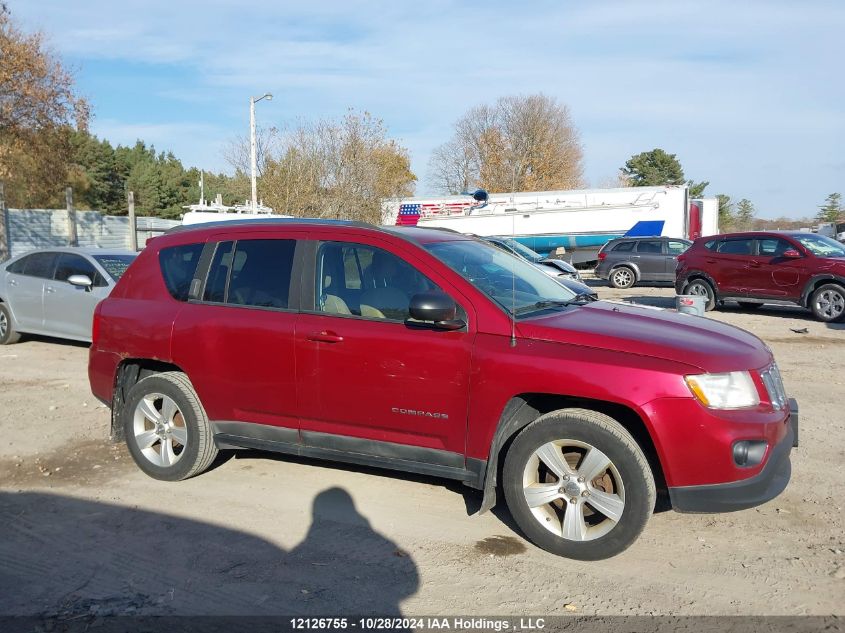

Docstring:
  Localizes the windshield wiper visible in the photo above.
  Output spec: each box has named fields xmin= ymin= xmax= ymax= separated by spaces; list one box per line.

xmin=514 ymin=300 xmax=574 ymax=315
xmin=569 ymin=292 xmax=597 ymax=304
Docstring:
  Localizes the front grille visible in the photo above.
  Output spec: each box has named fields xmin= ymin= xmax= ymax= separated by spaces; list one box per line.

xmin=760 ymin=363 xmax=788 ymax=410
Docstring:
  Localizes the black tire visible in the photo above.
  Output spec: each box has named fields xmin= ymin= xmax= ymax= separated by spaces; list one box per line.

xmin=609 ymin=266 xmax=636 ymax=289
xmin=810 ymin=283 xmax=845 ymax=323
xmin=502 ymin=408 xmax=655 ymax=561
xmin=737 ymin=302 xmax=763 ymax=311
xmin=0 ymin=303 xmax=21 ymax=345
xmin=122 ymin=371 xmax=218 ymax=481
xmin=685 ymin=279 xmax=716 ymax=311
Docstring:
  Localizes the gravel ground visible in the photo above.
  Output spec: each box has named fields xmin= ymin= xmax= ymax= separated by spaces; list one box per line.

xmin=0 ymin=281 xmax=843 ymax=617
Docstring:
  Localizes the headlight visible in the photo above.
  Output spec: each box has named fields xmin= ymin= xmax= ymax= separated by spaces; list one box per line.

xmin=684 ymin=371 xmax=760 ymax=409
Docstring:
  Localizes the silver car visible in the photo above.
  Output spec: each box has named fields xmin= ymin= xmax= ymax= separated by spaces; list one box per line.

xmin=595 ymin=237 xmax=691 ymax=289
xmin=0 ymin=247 xmax=137 ymax=344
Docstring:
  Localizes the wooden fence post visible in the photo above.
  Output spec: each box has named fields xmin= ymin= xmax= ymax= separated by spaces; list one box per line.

xmin=66 ymin=187 xmax=78 ymax=247
xmin=0 ymin=182 xmax=9 ymax=262
xmin=128 ymin=191 xmax=138 ymax=251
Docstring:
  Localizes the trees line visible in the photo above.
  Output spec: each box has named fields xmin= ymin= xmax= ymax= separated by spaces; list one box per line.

xmin=1 ymin=5 xmax=840 ymax=228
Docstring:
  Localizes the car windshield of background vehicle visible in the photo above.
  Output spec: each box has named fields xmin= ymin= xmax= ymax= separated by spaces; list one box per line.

xmin=793 ymin=234 xmax=845 ymax=258
xmin=93 ymin=255 xmax=138 ymax=281
xmin=501 ymin=238 xmax=544 ymax=263
xmin=425 ymin=240 xmax=576 ymax=317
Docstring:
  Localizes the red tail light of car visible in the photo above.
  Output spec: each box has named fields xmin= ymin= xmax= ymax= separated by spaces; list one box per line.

xmin=597 ymin=252 xmax=607 ymax=261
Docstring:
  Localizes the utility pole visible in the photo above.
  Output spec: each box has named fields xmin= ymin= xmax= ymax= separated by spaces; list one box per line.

xmin=66 ymin=187 xmax=78 ymax=247
xmin=0 ymin=182 xmax=9 ymax=262
xmin=249 ymin=92 xmax=273 ymax=210
xmin=128 ymin=191 xmax=138 ymax=251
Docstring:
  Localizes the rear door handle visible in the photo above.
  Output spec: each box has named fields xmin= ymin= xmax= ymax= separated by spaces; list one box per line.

xmin=306 ymin=330 xmax=344 ymax=343
xmin=8 ymin=279 xmax=17 ymax=286
xmin=45 ymin=286 xmax=56 ymax=293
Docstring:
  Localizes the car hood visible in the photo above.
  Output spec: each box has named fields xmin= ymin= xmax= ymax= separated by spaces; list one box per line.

xmin=517 ymin=301 xmax=772 ymax=373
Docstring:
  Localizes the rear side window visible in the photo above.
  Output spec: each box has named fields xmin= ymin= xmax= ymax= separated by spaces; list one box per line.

xmin=717 ymin=239 xmax=753 ymax=255
xmin=612 ymin=241 xmax=635 ymax=252
xmin=160 ymin=243 xmax=204 ymax=301
xmin=203 ymin=239 xmax=295 ymax=309
xmin=636 ymin=240 xmax=663 ymax=254
xmin=704 ymin=240 xmax=718 ymax=251
xmin=6 ymin=256 xmax=29 ymax=274
xmin=23 ymin=252 xmax=58 ymax=279
xmin=54 ymin=253 xmax=106 ymax=287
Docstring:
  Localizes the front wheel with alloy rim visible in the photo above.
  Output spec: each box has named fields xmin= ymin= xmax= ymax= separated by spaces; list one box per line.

xmin=122 ymin=371 xmax=218 ymax=481
xmin=0 ymin=303 xmax=21 ymax=345
xmin=502 ymin=409 xmax=655 ymax=560
xmin=810 ymin=283 xmax=845 ymax=322
xmin=609 ymin=266 xmax=636 ymax=289
xmin=685 ymin=279 xmax=716 ymax=311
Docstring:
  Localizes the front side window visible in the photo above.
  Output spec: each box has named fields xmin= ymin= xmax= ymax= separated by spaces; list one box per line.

xmin=757 ymin=238 xmax=793 ymax=257
xmin=160 ymin=243 xmax=204 ymax=301
xmin=202 ymin=239 xmax=295 ymax=309
xmin=316 ymin=242 xmax=439 ymax=321
xmin=426 ymin=239 xmax=577 ymax=317
xmin=667 ymin=241 xmax=690 ymax=255
xmin=54 ymin=253 xmax=105 ymax=287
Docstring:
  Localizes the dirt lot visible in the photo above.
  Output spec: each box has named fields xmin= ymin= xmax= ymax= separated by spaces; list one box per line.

xmin=1 ymin=282 xmax=843 ymax=618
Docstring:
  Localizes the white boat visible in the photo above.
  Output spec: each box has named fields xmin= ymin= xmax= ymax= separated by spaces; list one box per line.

xmin=181 ymin=173 xmax=290 ymax=225
xmin=386 ymin=185 xmax=717 ymax=262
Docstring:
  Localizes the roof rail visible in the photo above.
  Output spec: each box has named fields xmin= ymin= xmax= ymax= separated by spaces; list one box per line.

xmin=165 ymin=217 xmax=374 ymax=235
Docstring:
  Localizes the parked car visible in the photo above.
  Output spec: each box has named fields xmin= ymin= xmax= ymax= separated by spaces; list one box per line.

xmin=596 ymin=237 xmax=692 ymax=289
xmin=0 ymin=247 xmax=137 ymax=344
xmin=89 ymin=219 xmax=796 ymax=560
xmin=676 ymin=231 xmax=845 ymax=323
xmin=483 ymin=236 xmax=582 ymax=280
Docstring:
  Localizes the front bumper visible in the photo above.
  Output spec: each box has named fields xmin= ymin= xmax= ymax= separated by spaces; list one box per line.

xmin=668 ymin=401 xmax=797 ymax=513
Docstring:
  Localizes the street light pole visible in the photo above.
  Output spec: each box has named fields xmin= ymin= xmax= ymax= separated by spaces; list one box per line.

xmin=249 ymin=92 xmax=273 ymax=210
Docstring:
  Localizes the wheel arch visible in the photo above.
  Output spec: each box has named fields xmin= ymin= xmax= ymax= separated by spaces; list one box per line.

xmin=800 ymin=274 xmax=845 ymax=307
xmin=610 ymin=262 xmax=640 ymax=281
xmin=681 ymin=270 xmax=719 ymax=295
xmin=110 ymin=358 xmax=186 ymax=442
xmin=478 ymin=393 xmax=668 ymax=515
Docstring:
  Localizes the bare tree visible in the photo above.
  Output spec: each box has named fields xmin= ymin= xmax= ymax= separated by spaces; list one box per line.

xmin=256 ymin=111 xmax=416 ymax=224
xmin=222 ymin=126 xmax=280 ymax=179
xmin=427 ymin=94 xmax=584 ymax=194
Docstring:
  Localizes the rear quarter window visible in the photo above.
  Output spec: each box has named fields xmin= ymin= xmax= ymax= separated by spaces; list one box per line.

xmin=160 ymin=243 xmax=204 ymax=301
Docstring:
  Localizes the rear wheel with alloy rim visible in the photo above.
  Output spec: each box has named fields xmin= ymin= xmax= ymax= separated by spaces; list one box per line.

xmin=122 ymin=371 xmax=218 ymax=481
xmin=685 ymin=279 xmax=716 ymax=311
xmin=810 ymin=284 xmax=845 ymax=322
xmin=502 ymin=409 xmax=655 ymax=560
xmin=0 ymin=303 xmax=21 ymax=345
xmin=609 ymin=267 xmax=636 ymax=289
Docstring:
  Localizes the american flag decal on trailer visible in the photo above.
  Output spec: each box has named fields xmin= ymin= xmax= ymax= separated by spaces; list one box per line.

xmin=395 ymin=200 xmax=478 ymax=226
xmin=396 ymin=203 xmax=422 ymax=226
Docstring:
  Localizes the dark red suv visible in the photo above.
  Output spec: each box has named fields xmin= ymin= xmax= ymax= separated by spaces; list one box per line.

xmin=89 ymin=219 xmax=797 ymax=560
xmin=676 ymin=231 xmax=845 ymax=322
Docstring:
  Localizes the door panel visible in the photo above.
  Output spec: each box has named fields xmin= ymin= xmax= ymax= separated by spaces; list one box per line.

xmin=296 ymin=238 xmax=473 ymax=456
xmin=714 ymin=238 xmax=755 ymax=295
xmin=633 ymin=240 xmax=665 ymax=280
xmin=749 ymin=238 xmax=807 ymax=299
xmin=7 ymin=252 xmax=58 ymax=330
xmin=44 ymin=253 xmax=108 ymax=339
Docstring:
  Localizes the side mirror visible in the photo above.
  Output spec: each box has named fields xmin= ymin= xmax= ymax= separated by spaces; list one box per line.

xmin=68 ymin=274 xmax=93 ymax=289
xmin=408 ymin=291 xmax=465 ymax=331
xmin=782 ymin=249 xmax=801 ymax=258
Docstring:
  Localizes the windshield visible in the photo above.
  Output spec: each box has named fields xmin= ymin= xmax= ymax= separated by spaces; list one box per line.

xmin=93 ymin=254 xmax=137 ymax=281
xmin=425 ymin=240 xmax=577 ymax=317
xmin=793 ymin=234 xmax=845 ymax=258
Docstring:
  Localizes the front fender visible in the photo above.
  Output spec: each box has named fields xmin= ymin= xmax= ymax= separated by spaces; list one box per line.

xmin=800 ymin=273 xmax=845 ymax=307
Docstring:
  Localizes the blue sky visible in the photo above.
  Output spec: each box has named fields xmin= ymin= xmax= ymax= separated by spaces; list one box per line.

xmin=14 ymin=0 xmax=845 ymax=218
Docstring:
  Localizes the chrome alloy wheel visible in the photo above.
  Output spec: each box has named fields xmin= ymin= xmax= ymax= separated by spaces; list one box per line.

xmin=0 ymin=311 xmax=7 ymax=339
xmin=815 ymin=288 xmax=845 ymax=320
xmin=133 ymin=393 xmax=188 ymax=467
xmin=612 ymin=268 xmax=633 ymax=287
xmin=522 ymin=440 xmax=625 ymax=542
xmin=687 ymin=282 xmax=708 ymax=297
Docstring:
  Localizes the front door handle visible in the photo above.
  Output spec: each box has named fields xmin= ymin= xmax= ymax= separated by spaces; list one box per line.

xmin=749 ymin=261 xmax=761 ymax=268
xmin=9 ymin=279 xmax=17 ymax=286
xmin=45 ymin=286 xmax=56 ymax=294
xmin=306 ymin=330 xmax=344 ymax=343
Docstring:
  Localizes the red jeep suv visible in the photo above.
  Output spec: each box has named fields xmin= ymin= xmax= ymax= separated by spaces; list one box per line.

xmin=676 ymin=231 xmax=845 ymax=322
xmin=89 ymin=219 xmax=797 ymax=560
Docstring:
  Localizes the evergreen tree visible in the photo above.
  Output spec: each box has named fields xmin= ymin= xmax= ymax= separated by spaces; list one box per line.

xmin=816 ymin=193 xmax=842 ymax=223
